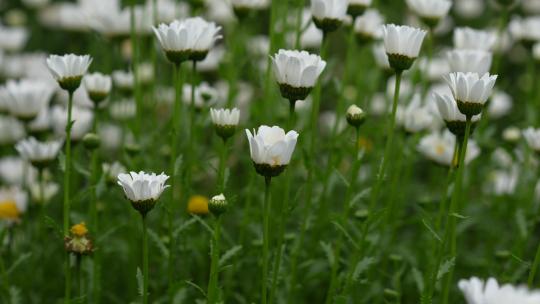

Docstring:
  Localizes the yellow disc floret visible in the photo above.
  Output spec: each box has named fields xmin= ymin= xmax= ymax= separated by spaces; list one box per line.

xmin=187 ymin=195 xmax=209 ymax=215
xmin=0 ymin=200 xmax=20 ymax=220
xmin=70 ymin=222 xmax=88 ymax=237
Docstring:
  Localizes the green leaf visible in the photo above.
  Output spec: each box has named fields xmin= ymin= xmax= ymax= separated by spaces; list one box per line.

xmin=422 ymin=219 xmax=441 ymax=242
xmin=219 ymin=245 xmax=242 ymax=267
xmin=353 ymin=257 xmax=376 ymax=281
xmin=331 ymin=221 xmax=358 ymax=249
xmin=58 ymin=152 xmax=66 ymax=172
xmin=6 ymin=253 xmax=32 ymax=276
xmin=148 ymin=228 xmax=169 ymax=258
xmin=172 ymin=217 xmax=197 ymax=239
xmin=412 ymin=267 xmax=424 ymax=293
xmin=9 ymin=286 xmax=21 ymax=304
xmin=516 ymin=209 xmax=527 ymax=239
xmin=437 ymin=257 xmax=455 ymax=280
xmin=174 ymin=155 xmax=183 ymax=176
xmin=333 ymin=167 xmax=350 ymax=188
xmin=185 ymin=280 xmax=207 ymax=297
xmin=320 ymin=241 xmax=335 ymax=266
xmin=193 ymin=215 xmax=213 ymax=235
xmin=136 ymin=267 xmax=144 ymax=297
xmin=450 ymin=213 xmax=468 ymax=219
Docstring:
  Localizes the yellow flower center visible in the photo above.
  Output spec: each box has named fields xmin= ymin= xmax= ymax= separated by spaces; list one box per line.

xmin=70 ymin=222 xmax=88 ymax=237
xmin=187 ymin=195 xmax=209 ymax=215
xmin=0 ymin=200 xmax=20 ymax=220
xmin=435 ymin=144 xmax=446 ymax=156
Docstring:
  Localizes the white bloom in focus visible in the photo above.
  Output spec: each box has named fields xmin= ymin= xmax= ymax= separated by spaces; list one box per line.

xmin=4 ymin=79 xmax=54 ymax=120
xmin=523 ymin=127 xmax=540 ymax=152
xmin=382 ymin=24 xmax=427 ymax=58
xmin=46 ymin=54 xmax=93 ymax=81
xmin=245 ymin=126 xmax=299 ymax=168
xmin=447 ymin=49 xmax=492 ymax=75
xmin=117 ymin=171 xmax=170 ymax=202
xmin=453 ymin=27 xmax=497 ymax=51
xmin=271 ymin=50 xmax=326 ymax=89
xmin=51 ymin=105 xmax=94 ymax=141
xmin=153 ymin=17 xmax=222 ymax=62
xmin=210 ymin=108 xmax=240 ymax=126
xmin=443 ymin=72 xmax=497 ymax=116
xmin=0 ymin=26 xmax=28 ymax=52
xmin=406 ymin=0 xmax=452 ymax=21
xmin=417 ymin=130 xmax=480 ymax=166
xmin=15 ymin=137 xmax=63 ymax=165
xmin=354 ymin=9 xmax=384 ymax=40
xmin=311 ymin=0 xmax=348 ymax=21
xmin=433 ymin=92 xmax=480 ymax=123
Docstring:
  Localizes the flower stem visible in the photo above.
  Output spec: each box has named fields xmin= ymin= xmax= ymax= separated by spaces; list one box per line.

xmin=262 ymin=177 xmax=272 ymax=304
xmin=64 ymin=91 xmax=74 ymax=304
xmin=441 ymin=117 xmax=472 ymax=304
xmin=185 ymin=60 xmax=197 ymax=199
xmin=217 ymin=139 xmax=227 ymax=193
xmin=268 ymin=103 xmax=296 ymax=304
xmin=75 ymin=255 xmax=82 ymax=297
xmin=142 ymin=215 xmax=149 ymax=304
xmin=528 ymin=241 xmax=540 ymax=287
xmin=168 ymin=63 xmax=182 ymax=293
xmin=90 ymin=108 xmax=101 ymax=303
xmin=129 ymin=1 xmax=142 ymax=138
xmin=294 ymin=0 xmax=304 ymax=49
xmin=207 ymin=216 xmax=222 ymax=304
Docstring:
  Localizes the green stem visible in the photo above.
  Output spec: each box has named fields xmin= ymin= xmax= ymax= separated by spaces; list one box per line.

xmin=217 ymin=139 xmax=227 ymax=193
xmin=130 ymin=1 xmax=142 ymax=138
xmin=168 ymin=63 xmax=182 ymax=293
xmin=269 ymin=103 xmax=296 ymax=304
xmin=294 ymin=1 xmax=304 ymax=49
xmin=491 ymin=7 xmax=509 ymax=75
xmin=142 ymin=215 xmax=149 ymax=304
xmin=185 ymin=61 xmax=197 ymax=200
xmin=207 ymin=216 xmax=222 ymax=304
xmin=262 ymin=177 xmax=272 ymax=304
xmin=528 ymin=241 xmax=540 ymax=287
xmin=75 ymin=255 xmax=82 ymax=297
xmin=64 ymin=91 xmax=74 ymax=304
xmin=441 ymin=117 xmax=472 ymax=304
xmin=325 ymin=127 xmax=362 ymax=304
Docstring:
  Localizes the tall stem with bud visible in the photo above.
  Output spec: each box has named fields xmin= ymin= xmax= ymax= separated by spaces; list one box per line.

xmin=207 ymin=216 xmax=222 ymax=304
xmin=64 ymin=91 xmax=74 ymax=304
xmin=262 ymin=177 xmax=272 ymax=304
xmin=141 ymin=215 xmax=149 ymax=304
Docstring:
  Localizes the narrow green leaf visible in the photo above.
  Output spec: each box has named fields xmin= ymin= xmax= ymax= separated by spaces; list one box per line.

xmin=148 ymin=228 xmax=169 ymax=258
xmin=516 ymin=209 xmax=527 ymax=239
xmin=320 ymin=241 xmax=335 ymax=266
xmin=219 ymin=245 xmax=242 ymax=267
xmin=6 ymin=253 xmax=32 ymax=276
xmin=437 ymin=257 xmax=455 ymax=280
xmin=136 ymin=267 xmax=144 ymax=297
xmin=172 ymin=217 xmax=197 ymax=239
xmin=331 ymin=221 xmax=358 ymax=249
xmin=422 ymin=219 xmax=441 ymax=242
xmin=353 ymin=257 xmax=376 ymax=281
xmin=185 ymin=280 xmax=207 ymax=297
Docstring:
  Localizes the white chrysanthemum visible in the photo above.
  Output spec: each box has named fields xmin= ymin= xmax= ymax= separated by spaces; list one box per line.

xmin=117 ymin=171 xmax=170 ymax=202
xmin=354 ymin=9 xmax=384 ymax=39
xmin=210 ymin=108 xmax=240 ymax=126
xmin=28 ymin=108 xmax=52 ymax=133
xmin=0 ymin=115 xmax=26 ymax=145
xmin=443 ymin=72 xmax=497 ymax=105
xmin=406 ymin=0 xmax=452 ymax=20
xmin=51 ymin=105 xmax=94 ymax=140
xmin=182 ymin=82 xmax=219 ymax=109
xmin=488 ymin=90 xmax=512 ymax=119
xmin=489 ymin=166 xmax=519 ymax=196
xmin=0 ymin=26 xmax=28 ymax=52
xmin=112 ymin=70 xmax=135 ymax=90
xmin=382 ymin=24 xmax=427 ymax=58
xmin=271 ymin=49 xmax=327 ymax=89
xmin=453 ymin=27 xmax=497 ymax=51
xmin=397 ymin=94 xmax=435 ymax=133
xmin=417 ymin=130 xmax=480 ymax=166
xmin=103 ymin=161 xmax=126 ymax=182
xmin=84 ymin=72 xmax=112 ymax=95
xmin=458 ymin=277 xmax=540 ymax=304
xmin=311 ymin=0 xmax=348 ymax=21
xmin=4 ymin=79 xmax=54 ymax=120
xmin=109 ymin=99 xmax=136 ymax=121
xmin=0 ymin=187 xmax=28 ymax=221
xmin=46 ymin=54 xmax=93 ymax=80
xmin=372 ymin=44 xmax=391 ymax=70
xmin=15 ymin=137 xmax=63 ymax=164
xmin=523 ymin=127 xmax=540 ymax=152
xmin=447 ymin=49 xmax=493 ymax=75
xmin=153 ymin=17 xmax=222 ymax=56
xmin=418 ymin=57 xmax=450 ymax=81
xmin=245 ymin=125 xmax=299 ymax=166
xmin=433 ymin=92 xmax=480 ymax=123
xmin=29 ymin=181 xmax=59 ymax=204
xmin=509 ymin=16 xmax=540 ymax=44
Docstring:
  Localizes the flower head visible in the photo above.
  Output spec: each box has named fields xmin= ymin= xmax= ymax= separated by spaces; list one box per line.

xmin=117 ymin=171 xmax=170 ymax=216
xmin=354 ymin=9 xmax=384 ymax=42
xmin=382 ymin=24 xmax=426 ymax=71
xmin=453 ymin=27 xmax=497 ymax=51
xmin=417 ymin=130 xmax=480 ymax=167
xmin=348 ymin=0 xmax=372 ymax=18
xmin=46 ymin=54 xmax=93 ymax=92
xmin=271 ymin=49 xmax=326 ymax=102
xmin=311 ymin=0 xmax=348 ymax=32
xmin=443 ymin=72 xmax=497 ymax=116
xmin=458 ymin=277 xmax=540 ymax=304
xmin=15 ymin=137 xmax=63 ymax=169
xmin=447 ymin=49 xmax=492 ymax=75
xmin=406 ymin=0 xmax=452 ymax=26
xmin=346 ymin=104 xmax=366 ymax=128
xmin=187 ymin=195 xmax=209 ymax=215
xmin=210 ymin=108 xmax=240 ymax=140
xmin=397 ymin=94 xmax=435 ymax=133
xmin=153 ymin=17 xmax=222 ymax=64
xmin=245 ymin=125 xmax=299 ymax=177
xmin=84 ymin=72 xmax=112 ymax=104
xmin=433 ymin=92 xmax=480 ymax=137
xmin=209 ymin=194 xmax=228 ymax=216
xmin=65 ymin=222 xmax=93 ymax=255
xmin=4 ymin=79 xmax=54 ymax=121
xmin=0 ymin=187 xmax=28 ymax=223
xmin=51 ymin=105 xmax=94 ymax=141
xmin=523 ymin=127 xmax=540 ymax=152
